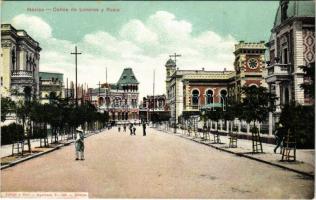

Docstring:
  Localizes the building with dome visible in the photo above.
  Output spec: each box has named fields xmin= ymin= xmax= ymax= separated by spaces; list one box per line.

xmin=265 ymin=0 xmax=315 ymax=113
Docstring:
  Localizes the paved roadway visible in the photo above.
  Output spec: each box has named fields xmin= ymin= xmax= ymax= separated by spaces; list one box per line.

xmin=1 ymin=128 xmax=314 ymax=198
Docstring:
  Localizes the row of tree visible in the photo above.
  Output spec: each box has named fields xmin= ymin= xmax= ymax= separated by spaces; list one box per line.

xmin=1 ymin=93 xmax=109 ymax=153
xmin=180 ymin=85 xmax=314 ymax=150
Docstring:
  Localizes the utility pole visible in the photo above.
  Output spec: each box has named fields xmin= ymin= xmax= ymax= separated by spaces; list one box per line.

xmin=169 ymin=53 xmax=181 ymax=66
xmin=169 ymin=53 xmax=181 ymax=133
xmin=66 ymin=77 xmax=68 ymax=100
xmin=97 ymin=81 xmax=101 ymax=107
xmin=71 ymin=46 xmax=82 ymax=107
xmin=152 ymin=69 xmax=155 ymax=124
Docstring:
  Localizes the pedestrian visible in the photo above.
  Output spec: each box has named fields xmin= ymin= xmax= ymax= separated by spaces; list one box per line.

xmin=274 ymin=123 xmax=285 ymax=154
xmin=123 ymin=124 xmax=126 ymax=132
xmin=118 ymin=126 xmax=121 ymax=132
xmin=75 ymin=129 xmax=85 ymax=160
xmin=129 ymin=123 xmax=133 ymax=135
xmin=133 ymin=126 xmax=136 ymax=135
xmin=142 ymin=122 xmax=147 ymax=136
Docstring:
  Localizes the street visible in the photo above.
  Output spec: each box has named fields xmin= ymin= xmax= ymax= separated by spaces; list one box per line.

xmin=1 ymin=128 xmax=314 ymax=199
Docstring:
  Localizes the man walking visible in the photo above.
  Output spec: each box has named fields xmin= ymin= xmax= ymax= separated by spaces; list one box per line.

xmin=75 ymin=129 xmax=85 ymax=160
xmin=142 ymin=122 xmax=147 ymax=136
xmin=129 ymin=123 xmax=133 ymax=135
xmin=274 ymin=123 xmax=285 ymax=154
xmin=123 ymin=124 xmax=126 ymax=132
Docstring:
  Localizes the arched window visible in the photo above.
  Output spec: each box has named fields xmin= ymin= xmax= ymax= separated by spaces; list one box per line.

xmin=98 ymin=97 xmax=104 ymax=105
xmin=192 ymin=90 xmax=199 ymax=106
xmin=220 ymin=90 xmax=227 ymax=109
xmin=205 ymin=90 xmax=213 ymax=104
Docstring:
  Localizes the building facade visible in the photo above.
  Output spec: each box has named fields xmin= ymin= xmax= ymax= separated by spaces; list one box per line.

xmin=139 ymin=95 xmax=170 ymax=122
xmin=166 ymin=41 xmax=267 ymax=125
xmin=89 ymin=68 xmax=140 ymax=121
xmin=39 ymin=72 xmax=64 ymax=104
xmin=265 ymin=0 xmax=315 ymax=112
xmin=1 ymin=24 xmax=41 ymax=101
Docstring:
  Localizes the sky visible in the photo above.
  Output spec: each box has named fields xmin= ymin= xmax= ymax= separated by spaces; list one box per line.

xmin=2 ymin=1 xmax=279 ymax=98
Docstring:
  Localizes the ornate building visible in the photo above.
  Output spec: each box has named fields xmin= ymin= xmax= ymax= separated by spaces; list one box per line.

xmin=89 ymin=68 xmax=140 ymax=121
xmin=166 ymin=41 xmax=267 ymax=126
xmin=1 ymin=24 xmax=41 ymax=101
xmin=139 ymin=95 xmax=170 ymax=122
xmin=39 ymin=72 xmax=64 ymax=104
xmin=265 ymin=0 xmax=315 ymax=112
xmin=233 ymin=41 xmax=267 ymax=100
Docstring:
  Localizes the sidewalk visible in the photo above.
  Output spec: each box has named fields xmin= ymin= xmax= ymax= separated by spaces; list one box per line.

xmin=155 ymin=126 xmax=314 ymax=177
xmin=0 ymin=129 xmax=105 ymax=169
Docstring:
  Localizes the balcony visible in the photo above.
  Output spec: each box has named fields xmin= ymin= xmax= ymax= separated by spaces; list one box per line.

xmin=11 ymin=70 xmax=33 ymax=78
xmin=11 ymin=70 xmax=34 ymax=86
xmin=40 ymin=80 xmax=63 ymax=87
xmin=266 ymin=63 xmax=291 ymax=83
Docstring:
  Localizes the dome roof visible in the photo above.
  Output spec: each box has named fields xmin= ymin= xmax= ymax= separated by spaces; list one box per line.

xmin=273 ymin=0 xmax=315 ymax=29
xmin=165 ymin=58 xmax=176 ymax=67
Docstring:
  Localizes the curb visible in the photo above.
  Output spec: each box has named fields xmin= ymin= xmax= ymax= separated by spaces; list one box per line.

xmin=1 ymin=130 xmax=103 ymax=170
xmin=159 ymin=129 xmax=314 ymax=178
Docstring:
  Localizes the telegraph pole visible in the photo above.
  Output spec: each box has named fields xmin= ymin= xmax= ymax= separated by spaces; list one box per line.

xmin=66 ymin=77 xmax=68 ymax=100
xmin=71 ymin=46 xmax=82 ymax=107
xmin=152 ymin=69 xmax=155 ymax=124
xmin=97 ymin=81 xmax=101 ymax=102
xmin=169 ymin=53 xmax=181 ymax=66
xmin=169 ymin=53 xmax=181 ymax=133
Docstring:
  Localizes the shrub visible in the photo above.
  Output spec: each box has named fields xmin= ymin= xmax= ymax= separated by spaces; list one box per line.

xmin=1 ymin=123 xmax=24 ymax=145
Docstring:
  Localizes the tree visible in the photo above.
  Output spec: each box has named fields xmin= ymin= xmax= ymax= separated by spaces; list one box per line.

xmin=279 ymin=102 xmax=314 ymax=148
xmin=300 ymin=63 xmax=315 ymax=99
xmin=240 ymin=86 xmax=276 ymax=152
xmin=16 ymin=100 xmax=33 ymax=153
xmin=30 ymin=102 xmax=49 ymax=147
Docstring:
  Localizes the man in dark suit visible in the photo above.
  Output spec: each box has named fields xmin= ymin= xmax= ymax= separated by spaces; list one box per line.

xmin=142 ymin=122 xmax=147 ymax=136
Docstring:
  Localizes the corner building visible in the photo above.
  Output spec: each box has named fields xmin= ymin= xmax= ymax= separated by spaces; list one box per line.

xmin=90 ymin=68 xmax=140 ymax=122
xmin=166 ymin=41 xmax=267 ymax=127
xmin=265 ymin=0 xmax=315 ymax=113
xmin=1 ymin=24 xmax=41 ymax=101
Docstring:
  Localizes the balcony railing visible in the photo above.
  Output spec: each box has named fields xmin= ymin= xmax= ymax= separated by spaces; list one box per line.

xmin=40 ymin=81 xmax=63 ymax=86
xmin=267 ymin=64 xmax=291 ymax=76
xmin=11 ymin=70 xmax=33 ymax=78
xmin=191 ymin=105 xmax=200 ymax=110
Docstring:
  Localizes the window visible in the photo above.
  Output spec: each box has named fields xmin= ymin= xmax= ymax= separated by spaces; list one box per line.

xmin=282 ymin=48 xmax=288 ymax=64
xmin=220 ymin=90 xmax=227 ymax=110
xmin=192 ymin=90 xmax=199 ymax=105
xmin=205 ymin=90 xmax=213 ymax=104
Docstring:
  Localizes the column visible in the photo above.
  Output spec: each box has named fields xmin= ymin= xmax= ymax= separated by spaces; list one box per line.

xmin=238 ymin=119 xmax=241 ymax=134
xmin=268 ymin=112 xmax=273 ymax=136
xmin=226 ymin=121 xmax=229 ymax=133
xmin=17 ymin=47 xmax=26 ymax=71
xmin=275 ymin=81 xmax=281 ymax=112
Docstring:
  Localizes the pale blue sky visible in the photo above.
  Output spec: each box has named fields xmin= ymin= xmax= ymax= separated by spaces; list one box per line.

xmin=1 ymin=1 xmax=279 ymax=98
xmin=2 ymin=1 xmax=279 ymax=42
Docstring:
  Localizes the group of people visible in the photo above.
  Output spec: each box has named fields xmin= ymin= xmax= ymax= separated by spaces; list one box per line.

xmin=74 ymin=122 xmax=148 ymax=160
xmin=118 ymin=123 xmax=147 ymax=136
